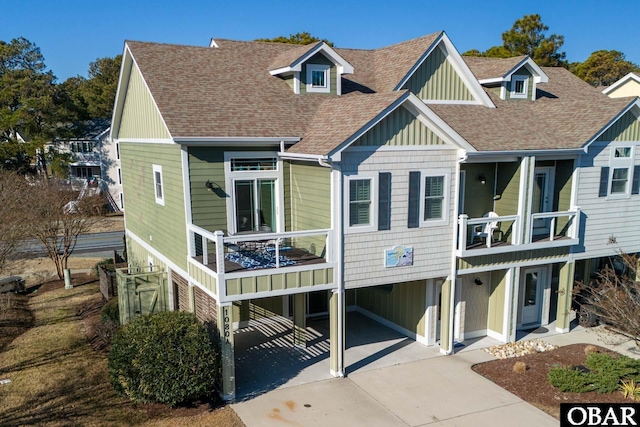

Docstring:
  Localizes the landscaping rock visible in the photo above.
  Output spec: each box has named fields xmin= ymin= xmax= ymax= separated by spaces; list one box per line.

xmin=484 ymin=339 xmax=558 ymax=359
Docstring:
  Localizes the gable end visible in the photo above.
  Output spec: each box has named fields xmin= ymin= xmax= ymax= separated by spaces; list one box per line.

xmin=597 ymin=110 xmax=640 ymax=142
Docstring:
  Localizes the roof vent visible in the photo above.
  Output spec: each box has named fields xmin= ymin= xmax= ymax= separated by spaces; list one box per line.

xmin=209 ymin=38 xmax=219 ymax=48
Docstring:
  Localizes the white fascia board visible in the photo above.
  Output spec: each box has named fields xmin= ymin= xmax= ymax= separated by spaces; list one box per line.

xmin=506 ymin=57 xmax=549 ymax=83
xmin=269 ymin=66 xmax=297 ymax=76
xmin=395 ymin=33 xmax=496 ymax=108
xmin=209 ymin=38 xmax=219 ymax=48
xmin=466 ymin=148 xmax=583 ymax=158
xmin=603 ymin=72 xmax=640 ymax=95
xmin=291 ymin=42 xmax=354 ymax=74
xmin=279 ymin=152 xmax=327 ymax=161
xmin=270 ymin=42 xmax=354 ymax=76
xmin=110 ymin=43 xmax=133 ymax=141
xmin=583 ymin=99 xmax=640 ymax=149
xmin=173 ymin=136 xmax=300 ymax=145
xmin=478 ymin=77 xmax=508 ymax=84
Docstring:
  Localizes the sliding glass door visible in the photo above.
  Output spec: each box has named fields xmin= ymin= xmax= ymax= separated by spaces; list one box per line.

xmin=234 ymin=179 xmax=276 ymax=233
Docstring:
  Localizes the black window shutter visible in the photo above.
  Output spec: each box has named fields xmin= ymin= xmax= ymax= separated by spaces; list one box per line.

xmin=408 ymin=171 xmax=421 ymax=228
xmin=632 ymin=166 xmax=640 ymax=195
xmin=378 ymin=172 xmax=392 ymax=230
xmin=598 ymin=167 xmax=609 ymax=197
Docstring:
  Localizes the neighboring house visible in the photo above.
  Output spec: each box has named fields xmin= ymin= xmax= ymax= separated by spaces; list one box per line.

xmin=111 ymin=32 xmax=640 ymax=401
xmin=52 ymin=119 xmax=124 ymax=211
xmin=603 ymin=72 xmax=640 ymax=98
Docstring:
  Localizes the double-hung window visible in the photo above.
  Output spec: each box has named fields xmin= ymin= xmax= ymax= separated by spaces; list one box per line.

xmin=599 ymin=145 xmax=639 ymax=198
xmin=152 ymin=164 xmax=164 ymax=205
xmin=510 ymin=75 xmax=529 ymax=99
xmin=306 ymin=64 xmax=331 ymax=93
xmin=345 ymin=173 xmax=378 ymax=233
xmin=408 ymin=169 xmax=450 ymax=228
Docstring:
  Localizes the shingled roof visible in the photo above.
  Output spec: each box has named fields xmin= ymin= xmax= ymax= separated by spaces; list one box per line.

xmin=430 ymin=67 xmax=633 ymax=151
xmin=123 ymin=36 xmax=635 ymax=156
xmin=463 ymin=56 xmax=528 ymax=81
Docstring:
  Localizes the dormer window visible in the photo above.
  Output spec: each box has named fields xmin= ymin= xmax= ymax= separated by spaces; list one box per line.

xmin=307 ymin=64 xmax=330 ymax=93
xmin=510 ymin=75 xmax=529 ymax=99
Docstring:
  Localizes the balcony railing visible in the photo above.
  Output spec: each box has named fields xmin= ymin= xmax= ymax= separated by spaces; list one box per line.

xmin=457 ymin=207 xmax=581 ymax=257
xmin=187 ymin=224 xmax=331 ymax=276
xmin=457 ymin=214 xmax=519 ymax=256
xmin=526 ymin=208 xmax=581 ymax=246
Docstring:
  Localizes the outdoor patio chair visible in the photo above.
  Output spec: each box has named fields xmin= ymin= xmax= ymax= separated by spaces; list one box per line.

xmin=470 ymin=211 xmax=503 ymax=248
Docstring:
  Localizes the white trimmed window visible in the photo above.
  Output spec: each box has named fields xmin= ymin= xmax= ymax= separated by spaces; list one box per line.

xmin=345 ymin=173 xmax=378 ymax=233
xmin=306 ymin=64 xmax=330 ymax=93
xmin=510 ymin=75 xmax=529 ymax=99
xmin=420 ymin=170 xmax=450 ymax=227
xmin=153 ymin=164 xmax=164 ymax=205
xmin=602 ymin=145 xmax=636 ymax=198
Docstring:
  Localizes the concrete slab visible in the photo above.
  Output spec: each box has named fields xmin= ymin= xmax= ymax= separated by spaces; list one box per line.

xmin=348 ymin=355 xmax=531 ymax=426
xmin=431 ymin=402 xmax=556 ymax=427
xmin=233 ymin=378 xmax=406 ymax=427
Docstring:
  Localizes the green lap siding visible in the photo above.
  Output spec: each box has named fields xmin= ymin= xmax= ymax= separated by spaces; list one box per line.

xmin=356 ymin=280 xmax=426 ymax=336
xmin=188 ymin=147 xmax=227 ymax=232
xmin=121 ymin=142 xmax=187 ymax=271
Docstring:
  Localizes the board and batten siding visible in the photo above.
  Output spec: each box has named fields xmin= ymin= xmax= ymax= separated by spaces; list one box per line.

xmin=458 ymin=272 xmax=491 ymax=335
xmin=596 ymin=110 xmax=640 ymax=142
xmin=342 ymin=148 xmax=458 ymax=288
xmin=300 ymin=52 xmax=337 ymax=95
xmin=355 ymin=280 xmax=426 ymax=336
xmin=121 ymin=142 xmax=187 ymax=271
xmin=577 ymin=140 xmax=640 ymax=259
xmin=354 ymin=106 xmax=445 ymax=147
xmin=117 ymin=65 xmax=171 ymax=140
xmin=487 ymin=269 xmax=507 ymax=335
xmin=402 ymin=45 xmax=474 ymax=101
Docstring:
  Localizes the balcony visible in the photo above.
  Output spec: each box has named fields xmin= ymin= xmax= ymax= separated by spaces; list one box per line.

xmin=187 ymin=224 xmax=335 ymax=300
xmin=457 ymin=208 xmax=581 ymax=257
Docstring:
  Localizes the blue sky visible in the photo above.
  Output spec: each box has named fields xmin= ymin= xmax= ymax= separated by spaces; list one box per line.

xmin=3 ymin=0 xmax=639 ymax=82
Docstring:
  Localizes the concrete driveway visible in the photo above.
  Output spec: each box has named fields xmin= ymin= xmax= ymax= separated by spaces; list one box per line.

xmin=233 ymin=347 xmax=556 ymax=427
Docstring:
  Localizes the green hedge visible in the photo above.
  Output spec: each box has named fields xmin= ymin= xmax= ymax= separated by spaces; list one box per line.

xmin=108 ymin=311 xmax=219 ymax=407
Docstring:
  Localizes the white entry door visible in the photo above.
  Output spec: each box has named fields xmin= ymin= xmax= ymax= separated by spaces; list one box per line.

xmin=519 ymin=267 xmax=544 ymax=326
xmin=532 ymin=167 xmax=554 ymax=236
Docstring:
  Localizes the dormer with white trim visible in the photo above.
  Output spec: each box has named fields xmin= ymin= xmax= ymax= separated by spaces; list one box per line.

xmin=268 ymin=42 xmax=354 ymax=96
xmin=476 ymin=57 xmax=549 ymax=101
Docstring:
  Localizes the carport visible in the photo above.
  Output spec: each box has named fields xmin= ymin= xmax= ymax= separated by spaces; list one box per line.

xmin=234 ymin=311 xmax=440 ymax=400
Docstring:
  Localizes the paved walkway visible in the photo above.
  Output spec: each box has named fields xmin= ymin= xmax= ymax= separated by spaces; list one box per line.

xmin=233 ymin=327 xmax=639 ymax=426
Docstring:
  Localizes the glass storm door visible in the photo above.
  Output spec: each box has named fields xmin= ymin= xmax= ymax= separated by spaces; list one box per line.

xmin=520 ymin=268 xmax=543 ymax=325
xmin=234 ymin=179 xmax=276 ymax=233
xmin=532 ymin=167 xmax=553 ymax=236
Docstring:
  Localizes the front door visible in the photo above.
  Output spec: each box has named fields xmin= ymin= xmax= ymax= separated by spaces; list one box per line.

xmin=519 ymin=267 xmax=544 ymax=326
xmin=532 ymin=167 xmax=554 ymax=236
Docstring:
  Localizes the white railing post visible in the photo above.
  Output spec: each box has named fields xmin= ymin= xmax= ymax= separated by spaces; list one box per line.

xmin=214 ymin=231 xmax=225 ymax=275
xmin=572 ymin=207 xmax=581 ymax=239
xmin=202 ymin=234 xmax=208 ymax=266
xmin=275 ymin=238 xmax=280 ymax=268
xmin=550 ymin=217 xmax=556 ymax=242
xmin=458 ymin=215 xmax=468 ymax=251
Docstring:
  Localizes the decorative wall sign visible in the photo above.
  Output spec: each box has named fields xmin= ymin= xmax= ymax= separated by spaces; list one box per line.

xmin=385 ymin=245 xmax=413 ymax=268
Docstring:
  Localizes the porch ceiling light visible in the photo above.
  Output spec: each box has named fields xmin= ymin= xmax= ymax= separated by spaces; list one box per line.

xmin=478 ymin=174 xmax=486 ymax=185
xmin=474 ymin=278 xmax=483 ymax=286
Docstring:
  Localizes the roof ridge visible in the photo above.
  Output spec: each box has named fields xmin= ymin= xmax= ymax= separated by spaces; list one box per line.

xmin=374 ymin=31 xmax=443 ymax=51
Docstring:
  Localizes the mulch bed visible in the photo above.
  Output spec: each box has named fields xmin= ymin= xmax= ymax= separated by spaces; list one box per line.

xmin=472 ymin=343 xmax=634 ymax=419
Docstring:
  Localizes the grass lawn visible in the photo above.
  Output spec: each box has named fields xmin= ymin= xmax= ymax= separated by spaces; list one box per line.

xmin=0 ymin=273 xmax=244 ymax=426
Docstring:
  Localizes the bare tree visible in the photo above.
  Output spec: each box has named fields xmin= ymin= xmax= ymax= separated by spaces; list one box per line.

xmin=22 ymin=178 xmax=102 ymax=279
xmin=0 ymin=171 xmax=29 ymax=275
xmin=574 ymin=253 xmax=640 ymax=348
